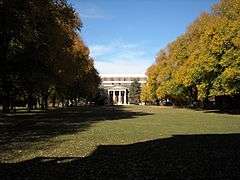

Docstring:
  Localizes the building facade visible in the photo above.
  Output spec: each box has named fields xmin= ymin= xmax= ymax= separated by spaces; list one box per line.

xmin=100 ymin=74 xmax=147 ymax=105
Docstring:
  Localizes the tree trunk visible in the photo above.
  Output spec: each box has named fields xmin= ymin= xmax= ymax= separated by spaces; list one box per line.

xmin=61 ymin=97 xmax=65 ymax=108
xmin=40 ymin=96 xmax=44 ymax=110
xmin=36 ymin=97 xmax=41 ymax=109
xmin=52 ymin=95 xmax=56 ymax=108
xmin=27 ymin=93 xmax=34 ymax=112
xmin=203 ymin=85 xmax=211 ymax=109
xmin=44 ymin=95 xmax=48 ymax=110
xmin=189 ymin=86 xmax=198 ymax=106
xmin=10 ymin=95 xmax=16 ymax=112
xmin=203 ymin=98 xmax=209 ymax=108
xmin=2 ymin=94 xmax=10 ymax=113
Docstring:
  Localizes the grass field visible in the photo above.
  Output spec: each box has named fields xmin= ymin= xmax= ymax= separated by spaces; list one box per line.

xmin=1 ymin=105 xmax=240 ymax=179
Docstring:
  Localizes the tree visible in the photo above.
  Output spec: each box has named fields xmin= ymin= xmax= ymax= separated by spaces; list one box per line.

xmin=129 ymin=79 xmax=141 ymax=104
xmin=140 ymin=82 xmax=153 ymax=103
xmin=0 ymin=0 xmax=100 ymax=112
xmin=92 ymin=88 xmax=108 ymax=105
xmin=142 ymin=0 xmax=240 ymax=108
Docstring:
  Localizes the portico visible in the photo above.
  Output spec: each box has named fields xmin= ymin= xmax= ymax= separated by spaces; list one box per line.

xmin=100 ymin=74 xmax=147 ymax=105
xmin=108 ymin=86 xmax=129 ymax=105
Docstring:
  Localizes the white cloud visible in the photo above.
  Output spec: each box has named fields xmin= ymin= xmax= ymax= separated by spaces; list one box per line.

xmin=90 ymin=45 xmax=113 ymax=57
xmin=89 ymin=39 xmax=152 ymax=74
xmin=89 ymin=40 xmax=145 ymax=58
xmin=75 ymin=2 xmax=110 ymax=20
xmin=80 ymin=8 xmax=106 ymax=19
xmin=95 ymin=58 xmax=150 ymax=74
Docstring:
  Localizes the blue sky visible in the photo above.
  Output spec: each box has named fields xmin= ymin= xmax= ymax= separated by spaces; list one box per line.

xmin=69 ymin=0 xmax=218 ymax=74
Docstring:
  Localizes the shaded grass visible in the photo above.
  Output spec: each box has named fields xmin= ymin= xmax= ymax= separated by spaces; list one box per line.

xmin=1 ymin=105 xmax=240 ymax=179
xmin=0 ymin=106 xmax=151 ymax=162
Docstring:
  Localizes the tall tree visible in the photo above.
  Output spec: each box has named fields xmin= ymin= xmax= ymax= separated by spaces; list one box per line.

xmin=142 ymin=0 xmax=240 ymax=107
xmin=129 ymin=79 xmax=141 ymax=104
xmin=0 ymin=0 xmax=100 ymax=112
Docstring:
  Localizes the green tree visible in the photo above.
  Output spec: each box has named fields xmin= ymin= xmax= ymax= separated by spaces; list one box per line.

xmin=129 ymin=79 xmax=141 ymax=104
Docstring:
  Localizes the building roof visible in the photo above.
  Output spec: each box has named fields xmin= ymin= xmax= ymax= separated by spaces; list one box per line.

xmin=100 ymin=74 xmax=147 ymax=78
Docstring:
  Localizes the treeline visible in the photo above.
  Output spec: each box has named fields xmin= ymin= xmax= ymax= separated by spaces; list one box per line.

xmin=0 ymin=0 xmax=100 ymax=113
xmin=141 ymin=0 xmax=240 ymax=108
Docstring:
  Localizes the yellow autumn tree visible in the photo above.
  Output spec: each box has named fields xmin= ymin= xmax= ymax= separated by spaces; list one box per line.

xmin=142 ymin=0 xmax=240 ymax=107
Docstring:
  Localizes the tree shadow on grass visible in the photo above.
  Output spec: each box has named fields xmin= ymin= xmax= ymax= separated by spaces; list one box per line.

xmin=1 ymin=133 xmax=240 ymax=179
xmin=187 ymin=106 xmax=240 ymax=115
xmin=202 ymin=109 xmax=240 ymax=115
xmin=0 ymin=106 xmax=152 ymax=154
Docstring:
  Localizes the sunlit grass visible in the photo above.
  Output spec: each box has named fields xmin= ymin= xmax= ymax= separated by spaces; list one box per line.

xmin=1 ymin=105 xmax=240 ymax=163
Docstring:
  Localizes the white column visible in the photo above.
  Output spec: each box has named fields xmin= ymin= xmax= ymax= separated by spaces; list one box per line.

xmin=113 ymin=90 xmax=115 ymax=104
xmin=119 ymin=91 xmax=123 ymax=105
xmin=124 ymin=90 xmax=127 ymax=105
xmin=117 ymin=91 xmax=121 ymax=105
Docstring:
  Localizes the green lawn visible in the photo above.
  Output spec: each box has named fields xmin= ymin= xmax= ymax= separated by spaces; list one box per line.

xmin=1 ymin=106 xmax=240 ymax=179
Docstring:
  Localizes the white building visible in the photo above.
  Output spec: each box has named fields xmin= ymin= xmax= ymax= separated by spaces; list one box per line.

xmin=100 ymin=74 xmax=147 ymax=105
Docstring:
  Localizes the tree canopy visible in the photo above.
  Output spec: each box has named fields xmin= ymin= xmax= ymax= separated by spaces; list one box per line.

xmin=0 ymin=0 xmax=100 ymax=112
xmin=129 ymin=79 xmax=141 ymax=104
xmin=141 ymin=0 xmax=240 ymax=107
